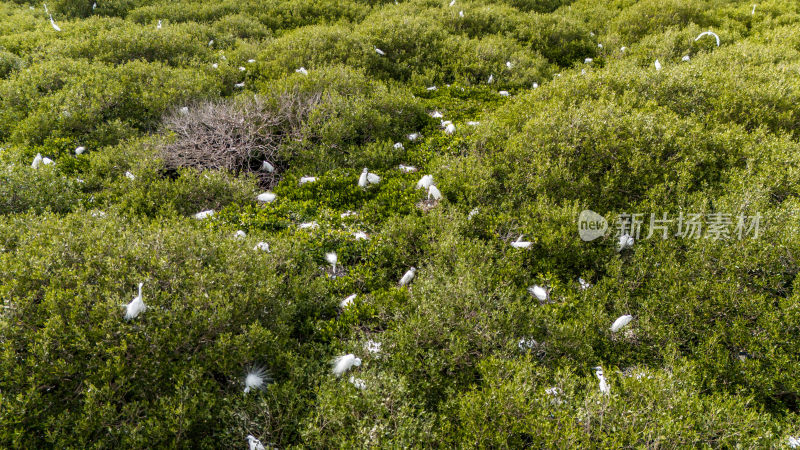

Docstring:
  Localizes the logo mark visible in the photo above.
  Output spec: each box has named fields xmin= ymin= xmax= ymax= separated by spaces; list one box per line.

xmin=578 ymin=210 xmax=607 ymax=241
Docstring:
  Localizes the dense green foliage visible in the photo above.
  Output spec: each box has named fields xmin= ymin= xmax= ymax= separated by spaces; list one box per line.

xmin=2 ymin=0 xmax=800 ymax=447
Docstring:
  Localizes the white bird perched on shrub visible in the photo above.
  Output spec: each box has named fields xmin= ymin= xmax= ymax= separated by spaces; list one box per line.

xmin=584 ymin=57 xmax=593 ymax=64
xmin=365 ymin=340 xmax=382 ymax=354
xmin=157 ymin=20 xmax=161 ymax=29
xmin=511 ymin=235 xmax=532 ymax=249
xmin=399 ymin=164 xmax=417 ymax=173
xmin=532 ymin=82 xmax=539 ymax=88
xmin=592 ymin=366 xmax=610 ymax=395
xmin=579 ymin=278 xmax=591 ymax=290
xmin=429 ymin=111 xmax=443 ymax=118
xmin=248 ymin=59 xmax=256 ymax=63
xmin=75 ymin=146 xmax=85 ymax=155
xmin=488 ymin=74 xmax=494 ymax=83
xmin=620 ymin=46 xmax=627 ymax=52
xmin=352 ymin=231 xmax=368 ymax=240
xmin=444 ymin=123 xmax=456 ymax=135
xmin=407 ymin=132 xmax=420 ymax=141
xmin=695 ymin=30 xmax=720 ymax=47
xmin=498 ymin=90 xmax=510 ymax=97
xmin=257 ymin=192 xmax=276 ymax=203
xmin=654 ymin=59 xmax=662 ymax=71
xmin=243 ymin=366 xmax=270 ymax=394
xmin=31 ymin=153 xmax=42 ymax=169
xmin=299 ymin=221 xmax=318 ymax=230
xmin=358 ymin=168 xmax=380 ymax=187
xmin=325 ymin=252 xmax=338 ymax=272
xmin=789 ymin=436 xmax=800 ymax=448
xmin=751 ymin=4 xmax=757 ymax=15
xmin=458 ymin=10 xmax=464 ymax=17
xmin=399 ymin=267 xmax=416 ymax=287
xmin=247 ymin=435 xmax=266 ymax=450
xmin=125 ymin=171 xmax=135 ymax=180
xmin=234 ymin=230 xmax=246 ymax=239
xmin=394 ymin=142 xmax=404 ymax=150
xmin=123 ymin=283 xmax=146 ymax=320
xmin=208 ymin=39 xmax=214 ymax=46
xmin=295 ymin=67 xmax=308 ymax=75
xmin=49 ymin=15 xmax=61 ymax=31
xmin=254 ymin=242 xmax=270 ymax=252
xmin=340 ymin=294 xmax=356 ymax=309
xmin=506 ymin=61 xmax=513 ymax=69
xmin=194 ymin=210 xmax=214 ymax=219
xmin=238 ymin=66 xmax=246 ymax=72
xmin=260 ymin=160 xmax=275 ymax=172
xmin=682 ymin=55 xmax=690 ymax=62
xmin=211 ymin=63 xmax=218 ymax=69
xmin=427 ymin=185 xmax=442 ymax=200
xmin=528 ymin=285 xmax=549 ymax=303
xmin=234 ymin=82 xmax=245 ymax=88
xmin=42 ymin=156 xmax=54 ymax=165
xmin=618 ymin=233 xmax=634 ymax=251
xmin=426 ymin=86 xmax=437 ymax=91
xmin=449 ymin=0 xmax=455 ymax=6
xmin=416 ymin=174 xmax=434 ymax=190
xmin=349 ymin=376 xmax=366 ymax=390
xmin=610 ymin=314 xmax=633 ymax=332
xmin=332 ymin=354 xmax=361 ymax=377
xmin=299 ymin=176 xmax=317 ymax=185
xmin=375 ymin=47 xmax=385 ymax=56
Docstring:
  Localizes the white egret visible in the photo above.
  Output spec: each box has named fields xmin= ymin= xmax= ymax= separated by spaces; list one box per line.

xmin=299 ymin=176 xmax=317 ymax=184
xmin=208 ymin=39 xmax=214 ymax=46
xmin=375 ymin=47 xmax=385 ymax=56
xmin=157 ymin=20 xmax=161 ymax=29
xmin=427 ymin=86 xmax=437 ymax=91
xmin=254 ymin=242 xmax=270 ymax=252
xmin=399 ymin=267 xmax=416 ymax=287
xmin=365 ymin=340 xmax=382 ymax=354
xmin=31 ymin=153 xmax=42 ymax=169
xmin=789 ymin=436 xmax=800 ymax=448
xmin=416 ymin=174 xmax=434 ymax=190
xmin=584 ymin=57 xmax=593 ymax=64
xmin=340 ymin=294 xmax=356 ymax=309
xmin=532 ymin=82 xmax=539 ymax=88
xmin=238 ymin=66 xmax=246 ymax=72
xmin=234 ymin=230 xmax=246 ymax=239
xmin=579 ymin=278 xmax=591 ymax=290
xmin=247 ymin=435 xmax=266 ymax=450
xmin=618 ymin=233 xmax=634 ymax=251
xmin=407 ymin=132 xmax=420 ymax=141
xmin=243 ymin=366 xmax=270 ymax=394
xmin=352 ymin=231 xmax=368 ymax=240
xmin=358 ymin=168 xmax=380 ymax=187
xmin=123 ymin=283 xmax=146 ymax=320
xmin=295 ymin=67 xmax=308 ymax=75
xmin=511 ymin=235 xmax=532 ymax=249
xmin=488 ymin=74 xmax=494 ymax=83
xmin=257 ymin=192 xmax=276 ymax=203
xmin=341 ymin=210 xmax=357 ymax=218
xmin=458 ymin=10 xmax=464 ymax=17
xmin=299 ymin=221 xmax=318 ymax=229
xmin=211 ymin=63 xmax=218 ymax=69
xmin=682 ymin=55 xmax=690 ymax=62
xmin=468 ymin=207 xmax=479 ymax=219
xmin=430 ymin=111 xmax=443 ymax=118
xmin=92 ymin=2 xmax=96 ymax=10
xmin=49 ymin=15 xmax=61 ymax=31
xmin=592 ymin=366 xmax=610 ymax=395
xmin=349 ymin=376 xmax=366 ymax=390
xmin=248 ymin=59 xmax=256 ymax=63
xmin=125 ymin=171 xmax=135 ymax=180
xmin=695 ymin=30 xmax=720 ymax=47
xmin=399 ymin=164 xmax=417 ymax=173
xmin=528 ymin=285 xmax=549 ymax=303
xmin=325 ymin=252 xmax=338 ymax=272
xmin=597 ymin=43 xmax=603 ymax=48
xmin=466 ymin=121 xmax=479 ymax=126
xmin=498 ymin=90 xmax=509 ymax=97
xmin=194 ymin=210 xmax=214 ymax=219
xmin=752 ymin=4 xmax=756 ymax=15
xmin=427 ymin=185 xmax=442 ymax=200
xmin=444 ymin=123 xmax=456 ymax=134
xmin=506 ymin=61 xmax=512 ymax=69
xmin=441 ymin=120 xmax=452 ymax=127
xmin=179 ymin=106 xmax=189 ymax=115
xmin=620 ymin=46 xmax=627 ymax=52
xmin=75 ymin=146 xmax=85 ymax=155
xmin=449 ymin=0 xmax=455 ymax=6
xmin=394 ymin=142 xmax=404 ymax=150
xmin=610 ymin=315 xmax=633 ymax=332
xmin=234 ymin=82 xmax=245 ymax=88
xmin=260 ymin=160 xmax=275 ymax=172
xmin=42 ymin=157 xmax=54 ymax=165
xmin=654 ymin=59 xmax=662 ymax=71
xmin=332 ymin=354 xmax=361 ymax=377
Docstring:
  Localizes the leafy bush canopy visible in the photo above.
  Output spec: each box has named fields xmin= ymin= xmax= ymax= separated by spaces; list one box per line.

xmin=2 ymin=0 xmax=800 ymax=447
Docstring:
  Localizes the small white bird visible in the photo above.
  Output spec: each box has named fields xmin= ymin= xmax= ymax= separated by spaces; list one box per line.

xmin=444 ymin=123 xmax=456 ymax=134
xmin=375 ymin=47 xmax=385 ymax=56
xmin=157 ymin=20 xmax=161 ymax=29
xmin=430 ymin=111 xmax=443 ymax=118
xmin=407 ymin=132 xmax=420 ymax=141
xmin=31 ymin=153 xmax=42 ymax=169
xmin=238 ymin=66 xmax=246 ymax=72
xmin=208 ymin=39 xmax=214 ymax=46
xmin=211 ymin=63 xmax=218 ymax=69
xmin=597 ymin=43 xmax=603 ymax=48
xmin=528 ymin=285 xmax=549 ymax=303
xmin=394 ymin=142 xmax=404 ymax=149
xmin=466 ymin=121 xmax=480 ymax=126
xmin=610 ymin=315 xmax=633 ymax=332
xmin=123 ymin=283 xmax=146 ymax=320
xmin=247 ymin=435 xmax=266 ymax=450
xmin=75 ymin=146 xmax=85 ymax=155
xmin=579 ymin=278 xmax=591 ymax=290
xmin=49 ymin=15 xmax=61 ymax=32
xmin=511 ymin=235 xmax=532 ymax=249
xmin=349 ymin=376 xmax=366 ymax=390
xmin=341 ymin=210 xmax=357 ymax=218
xmin=506 ymin=61 xmax=512 ymax=69
xmin=488 ymin=74 xmax=494 ymax=84
xmin=179 ymin=106 xmax=189 ymax=115
xmin=92 ymin=2 xmax=96 ymax=10
xmin=358 ymin=168 xmax=380 ymax=187
xmin=682 ymin=55 xmax=690 ymax=62
xmin=532 ymin=82 xmax=539 ymax=88
xmin=416 ymin=174 xmax=434 ymax=190
xmin=352 ymin=231 xmax=368 ymax=240
xmin=592 ymin=366 xmax=610 ymax=395
xmin=194 ymin=210 xmax=214 ymax=220
xmin=332 ymin=354 xmax=361 ymax=377
xmin=498 ymin=90 xmax=509 ymax=97
xmin=618 ymin=233 xmax=634 ymax=251
xmin=449 ymin=0 xmax=455 ymax=6
xmin=260 ymin=161 xmax=275 ymax=173
xmin=751 ymin=4 xmax=756 ymax=15
xmin=299 ymin=221 xmax=318 ymax=229
xmin=426 ymin=86 xmax=437 ymax=91
xmin=399 ymin=164 xmax=417 ymax=173
xmin=399 ymin=267 xmax=416 ymax=287
xmin=325 ymin=252 xmax=338 ymax=272
xmin=654 ymin=59 xmax=662 ymax=71
xmin=248 ymin=59 xmax=256 ymax=63
xmin=427 ymin=185 xmax=442 ymax=200
xmin=340 ymin=294 xmax=356 ymax=309
xmin=364 ymin=340 xmax=382 ymax=354
xmin=125 ymin=171 xmax=135 ymax=180
xmin=295 ymin=67 xmax=308 ymax=75
xmin=42 ymin=157 xmax=54 ymax=165
xmin=243 ymin=366 xmax=270 ymax=394
xmin=695 ymin=30 xmax=721 ymax=47
xmin=620 ymin=46 xmax=627 ymax=52
xmin=257 ymin=192 xmax=276 ymax=203
xmin=234 ymin=82 xmax=245 ymax=88
xmin=468 ymin=207 xmax=479 ymax=219
xmin=254 ymin=242 xmax=270 ymax=252
xmin=234 ymin=230 xmax=247 ymax=239
xmin=789 ymin=436 xmax=800 ymax=448
xmin=299 ymin=176 xmax=317 ymax=185
xmin=584 ymin=57 xmax=593 ymax=64
xmin=458 ymin=10 xmax=464 ymax=17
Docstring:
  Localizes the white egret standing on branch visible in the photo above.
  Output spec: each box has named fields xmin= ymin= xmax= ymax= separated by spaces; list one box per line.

xmin=243 ymin=366 xmax=270 ymax=394
xmin=257 ymin=192 xmax=276 ymax=203
xmin=511 ymin=235 xmax=532 ymax=249
xmin=299 ymin=176 xmax=317 ymax=185
xmin=332 ymin=354 xmax=361 ymax=377
xmin=416 ymin=175 xmax=434 ymax=190
xmin=75 ymin=146 xmax=85 ymax=155
xmin=610 ymin=315 xmax=633 ymax=332
xmin=123 ymin=283 xmax=146 ymax=320
xmin=340 ymin=294 xmax=356 ymax=309
xmin=260 ymin=160 xmax=274 ymax=172
xmin=295 ymin=67 xmax=308 ymax=75
xmin=528 ymin=285 xmax=549 ymax=303
xmin=247 ymin=435 xmax=266 ymax=450
xmin=31 ymin=153 xmax=42 ymax=169
xmin=194 ymin=210 xmax=214 ymax=220
xmin=427 ymin=185 xmax=442 ymax=200
xmin=325 ymin=252 xmax=338 ymax=272
xmin=695 ymin=30 xmax=721 ymax=47
xmin=375 ymin=48 xmax=385 ymax=56
xmin=399 ymin=267 xmax=416 ymax=287
xmin=654 ymin=59 xmax=662 ymax=71
xmin=592 ymin=366 xmax=610 ymax=395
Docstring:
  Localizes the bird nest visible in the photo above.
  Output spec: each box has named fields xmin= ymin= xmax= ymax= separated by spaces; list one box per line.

xmin=416 ymin=199 xmax=439 ymax=212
